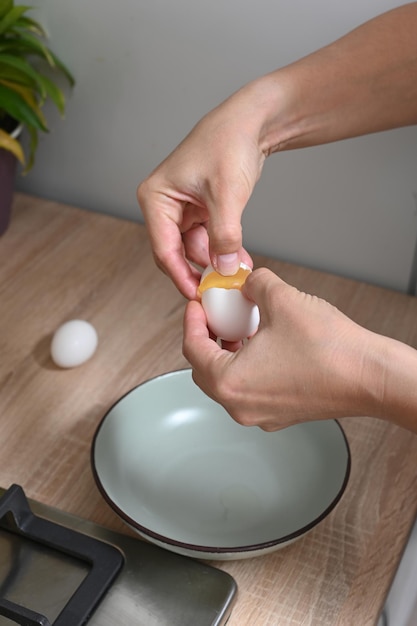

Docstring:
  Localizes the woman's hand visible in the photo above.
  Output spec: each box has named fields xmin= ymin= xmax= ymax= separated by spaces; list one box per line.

xmin=183 ymin=268 xmax=386 ymax=429
xmin=138 ymin=3 xmax=417 ymax=302
xmin=137 ymin=94 xmax=268 ymax=300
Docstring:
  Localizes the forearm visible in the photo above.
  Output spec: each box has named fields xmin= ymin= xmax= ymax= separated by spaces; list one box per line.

xmin=224 ymin=3 xmax=417 ymax=155
xmin=373 ymin=335 xmax=417 ymax=430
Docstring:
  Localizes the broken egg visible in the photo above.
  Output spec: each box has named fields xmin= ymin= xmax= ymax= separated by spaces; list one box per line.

xmin=198 ymin=263 xmax=260 ymax=342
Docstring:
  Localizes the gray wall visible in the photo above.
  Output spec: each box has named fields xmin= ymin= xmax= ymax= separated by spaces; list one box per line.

xmin=17 ymin=0 xmax=417 ymax=293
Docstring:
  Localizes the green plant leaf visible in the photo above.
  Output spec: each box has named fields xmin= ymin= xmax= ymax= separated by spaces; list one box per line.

xmin=37 ymin=73 xmax=66 ymax=115
xmin=0 ymin=126 xmax=25 ymax=163
xmin=0 ymin=53 xmax=46 ymax=98
xmin=0 ymin=77 xmax=47 ymax=125
xmin=23 ymin=123 xmax=38 ymax=172
xmin=0 ymin=82 xmax=47 ymax=131
xmin=0 ymin=0 xmax=12 ymax=21
xmin=0 ymin=0 xmax=74 ymax=171
xmin=0 ymin=62 xmax=38 ymax=88
xmin=47 ymin=49 xmax=75 ymax=87
xmin=0 ymin=5 xmax=30 ymax=35
xmin=7 ymin=31 xmax=55 ymax=66
xmin=13 ymin=15 xmax=46 ymax=38
xmin=0 ymin=61 xmax=71 ymax=118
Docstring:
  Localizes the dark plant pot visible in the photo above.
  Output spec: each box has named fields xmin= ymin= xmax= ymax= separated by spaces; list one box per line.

xmin=0 ymin=147 xmax=18 ymax=236
xmin=0 ymin=120 xmax=22 ymax=236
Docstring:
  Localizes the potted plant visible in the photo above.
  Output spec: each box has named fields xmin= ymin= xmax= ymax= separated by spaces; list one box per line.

xmin=0 ymin=0 xmax=74 ymax=235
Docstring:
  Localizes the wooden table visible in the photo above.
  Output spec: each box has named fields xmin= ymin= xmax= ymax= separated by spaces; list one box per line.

xmin=1 ymin=193 xmax=417 ymax=626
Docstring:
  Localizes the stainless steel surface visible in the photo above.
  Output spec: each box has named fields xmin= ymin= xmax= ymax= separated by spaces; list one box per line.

xmin=0 ymin=489 xmax=237 ymax=626
xmin=0 ymin=530 xmax=90 ymax=623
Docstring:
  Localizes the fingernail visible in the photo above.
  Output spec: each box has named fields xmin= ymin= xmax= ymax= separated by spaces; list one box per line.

xmin=214 ymin=253 xmax=240 ymax=276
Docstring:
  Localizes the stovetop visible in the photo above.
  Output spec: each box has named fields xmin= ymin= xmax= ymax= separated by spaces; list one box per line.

xmin=0 ymin=485 xmax=236 ymax=626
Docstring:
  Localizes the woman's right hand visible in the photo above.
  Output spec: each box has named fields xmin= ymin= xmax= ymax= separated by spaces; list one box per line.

xmin=136 ymin=86 xmax=272 ymax=299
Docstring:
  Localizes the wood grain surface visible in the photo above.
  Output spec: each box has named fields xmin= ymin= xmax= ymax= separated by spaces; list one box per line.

xmin=1 ymin=193 xmax=417 ymax=626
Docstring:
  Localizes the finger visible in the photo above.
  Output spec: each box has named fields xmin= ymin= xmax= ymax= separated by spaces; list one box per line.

xmin=181 ymin=202 xmax=209 ymax=232
xmin=204 ymin=144 xmax=262 ymax=276
xmin=137 ymin=189 xmax=199 ymax=300
xmin=151 ymin=219 xmax=199 ymax=300
xmin=182 ymin=225 xmax=211 ymax=269
xmin=243 ymin=268 xmax=290 ymax=323
xmin=240 ymin=247 xmax=254 ymax=269
xmin=183 ymin=224 xmax=254 ymax=275
xmin=206 ymin=199 xmax=245 ymax=276
xmin=183 ymin=300 xmax=224 ymax=370
xmin=210 ymin=234 xmax=253 ymax=276
xmin=221 ymin=338 xmax=243 ymax=352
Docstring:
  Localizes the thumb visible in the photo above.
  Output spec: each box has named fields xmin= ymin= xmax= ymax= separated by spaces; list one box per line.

xmin=243 ymin=268 xmax=291 ymax=323
xmin=207 ymin=198 xmax=245 ymax=276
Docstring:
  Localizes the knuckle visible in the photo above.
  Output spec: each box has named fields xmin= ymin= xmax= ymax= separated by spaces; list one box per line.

xmin=209 ymin=223 xmax=242 ymax=251
xmin=214 ymin=372 xmax=258 ymax=428
xmin=136 ymin=178 xmax=148 ymax=205
xmin=231 ymin=411 xmax=257 ymax=428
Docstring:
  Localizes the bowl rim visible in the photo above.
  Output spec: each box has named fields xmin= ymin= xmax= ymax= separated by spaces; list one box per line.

xmin=91 ymin=368 xmax=351 ymax=555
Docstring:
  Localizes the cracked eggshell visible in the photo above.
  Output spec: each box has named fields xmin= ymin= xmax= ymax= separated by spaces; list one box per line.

xmin=200 ymin=264 xmax=260 ymax=342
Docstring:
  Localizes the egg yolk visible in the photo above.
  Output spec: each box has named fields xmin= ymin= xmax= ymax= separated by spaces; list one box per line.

xmin=197 ymin=266 xmax=251 ymax=298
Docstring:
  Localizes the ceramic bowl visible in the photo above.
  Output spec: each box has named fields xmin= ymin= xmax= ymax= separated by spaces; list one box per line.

xmin=91 ymin=369 xmax=350 ymax=560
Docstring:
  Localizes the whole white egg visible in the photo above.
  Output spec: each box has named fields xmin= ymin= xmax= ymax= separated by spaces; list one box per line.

xmin=199 ymin=263 xmax=260 ymax=342
xmin=51 ymin=319 xmax=98 ymax=368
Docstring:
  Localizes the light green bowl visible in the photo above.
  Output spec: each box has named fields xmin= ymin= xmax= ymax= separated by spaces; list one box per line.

xmin=92 ymin=369 xmax=350 ymax=560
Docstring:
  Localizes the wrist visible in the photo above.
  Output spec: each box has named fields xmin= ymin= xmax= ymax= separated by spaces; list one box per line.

xmin=217 ymin=72 xmax=300 ymax=159
xmin=324 ymin=323 xmax=417 ymax=430
xmin=234 ymin=72 xmax=301 ymax=156
xmin=233 ymin=67 xmax=331 ymax=157
xmin=355 ymin=328 xmax=417 ymax=430
xmin=375 ymin=336 xmax=417 ymax=429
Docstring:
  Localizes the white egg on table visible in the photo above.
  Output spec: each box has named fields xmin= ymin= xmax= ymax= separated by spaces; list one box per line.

xmin=50 ymin=319 xmax=98 ymax=368
xmin=198 ymin=263 xmax=260 ymax=342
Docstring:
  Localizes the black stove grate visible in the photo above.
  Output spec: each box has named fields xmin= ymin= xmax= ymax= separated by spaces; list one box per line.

xmin=0 ymin=484 xmax=124 ymax=626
